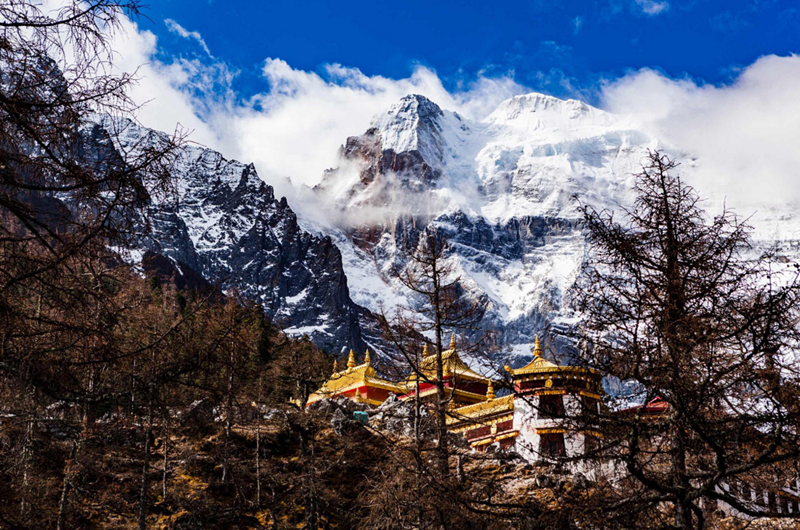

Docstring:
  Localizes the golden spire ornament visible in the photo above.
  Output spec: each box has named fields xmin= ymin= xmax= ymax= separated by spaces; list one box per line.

xmin=347 ymin=349 xmax=356 ymax=370
xmin=449 ymin=333 xmax=456 ymax=350
xmin=423 ymin=343 xmax=429 ymax=356
xmin=364 ymin=349 xmax=371 ymax=365
xmin=533 ymin=335 xmax=542 ymax=358
xmin=332 ymin=359 xmax=338 ymax=374
xmin=486 ymin=380 xmax=496 ymax=400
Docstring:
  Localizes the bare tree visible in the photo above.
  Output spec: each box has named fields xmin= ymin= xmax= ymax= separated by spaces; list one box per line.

xmin=0 ymin=0 xmax=184 ymax=407
xmin=383 ymin=227 xmax=487 ymax=475
xmin=0 ymin=4 xmax=188 ymax=524
xmin=571 ymin=151 xmax=800 ymax=529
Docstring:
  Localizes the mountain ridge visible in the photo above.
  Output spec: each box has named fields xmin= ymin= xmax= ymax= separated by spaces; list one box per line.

xmin=310 ymin=92 xmax=659 ymax=359
xmin=102 ymin=90 xmax=800 ymax=363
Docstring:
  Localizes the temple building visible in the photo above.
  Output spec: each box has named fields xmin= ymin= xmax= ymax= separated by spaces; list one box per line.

xmin=308 ymin=336 xmax=800 ymax=517
xmin=504 ymin=336 xmax=603 ymax=461
xmin=308 ymin=334 xmax=603 ymax=463
xmin=307 ymin=349 xmax=405 ymax=406
xmin=447 ymin=382 xmax=516 ymax=451
xmin=401 ymin=335 xmax=493 ymax=407
xmin=447 ymin=336 xmax=603 ymax=461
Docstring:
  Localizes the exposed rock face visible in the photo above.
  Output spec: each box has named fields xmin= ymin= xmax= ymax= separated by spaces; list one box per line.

xmin=317 ymin=95 xmax=470 ymax=208
xmin=77 ymin=94 xmax=655 ymax=361
xmin=78 ymin=91 xmax=800 ymax=365
xmin=333 ymin=95 xmax=448 ymax=190
xmin=100 ymin=119 xmax=370 ymax=355
xmin=315 ymin=93 xmax=658 ymax=360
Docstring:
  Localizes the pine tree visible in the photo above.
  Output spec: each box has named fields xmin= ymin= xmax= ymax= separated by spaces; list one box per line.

xmin=572 ymin=151 xmax=800 ymax=529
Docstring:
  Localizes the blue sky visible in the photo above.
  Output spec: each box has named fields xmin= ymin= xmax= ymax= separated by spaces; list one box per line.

xmin=144 ymin=0 xmax=799 ymax=103
xmin=108 ymin=0 xmax=800 ymax=207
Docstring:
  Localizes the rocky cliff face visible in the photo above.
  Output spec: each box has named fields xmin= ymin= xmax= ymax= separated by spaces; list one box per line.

xmin=101 ymin=119 xmax=368 ymax=355
xmin=315 ymin=94 xmax=659 ymax=360
xmin=87 ymin=92 xmax=799 ymax=363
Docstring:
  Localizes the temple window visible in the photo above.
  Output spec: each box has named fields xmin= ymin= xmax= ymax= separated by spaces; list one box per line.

xmin=540 ymin=433 xmax=566 ymax=458
xmin=539 ymin=394 xmax=564 ymax=418
xmin=754 ymin=487 xmax=764 ymax=505
xmin=581 ymin=395 xmax=599 ymax=416
xmin=768 ymin=491 xmax=777 ymax=513
xmin=584 ymin=434 xmax=599 ymax=456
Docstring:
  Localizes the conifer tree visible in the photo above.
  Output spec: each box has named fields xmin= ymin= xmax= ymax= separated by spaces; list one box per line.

xmin=572 ymin=151 xmax=800 ymax=529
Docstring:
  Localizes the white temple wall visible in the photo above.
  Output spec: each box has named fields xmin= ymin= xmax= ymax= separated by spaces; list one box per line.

xmin=513 ymin=394 xmax=540 ymax=461
xmin=512 ymin=393 xmax=584 ymax=462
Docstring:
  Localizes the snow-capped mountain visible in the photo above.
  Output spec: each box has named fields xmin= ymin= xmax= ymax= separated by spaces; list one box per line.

xmin=100 ymin=92 xmax=663 ymax=359
xmin=315 ymin=93 xmax=659 ymax=358
xmin=94 ymin=118 xmax=370 ymax=354
xmin=94 ymin=91 xmax=798 ymax=362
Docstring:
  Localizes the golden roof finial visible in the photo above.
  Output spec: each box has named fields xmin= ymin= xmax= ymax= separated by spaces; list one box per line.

xmin=486 ymin=380 xmax=496 ymax=400
xmin=332 ymin=359 xmax=338 ymax=374
xmin=533 ymin=335 xmax=542 ymax=358
xmin=449 ymin=333 xmax=456 ymax=350
xmin=364 ymin=349 xmax=371 ymax=365
xmin=422 ymin=343 xmax=429 ymax=356
xmin=347 ymin=349 xmax=357 ymax=370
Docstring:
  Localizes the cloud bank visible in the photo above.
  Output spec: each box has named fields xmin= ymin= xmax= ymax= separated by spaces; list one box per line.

xmin=103 ymin=12 xmax=800 ymax=226
xmin=220 ymin=59 xmax=527 ymax=190
xmin=106 ymin=17 xmax=527 ymax=195
xmin=601 ymin=54 xmax=800 ymax=212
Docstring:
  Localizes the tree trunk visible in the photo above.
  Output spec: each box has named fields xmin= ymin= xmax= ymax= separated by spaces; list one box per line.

xmin=56 ymin=439 xmax=79 ymax=530
xmin=671 ymin=418 xmax=692 ymax=530
xmin=430 ymin=244 xmax=449 ymax=477
xmin=414 ymin=347 xmax=421 ymax=444
xmin=138 ymin=406 xmax=154 ymax=530
xmin=162 ymin=419 xmax=169 ymax=501
xmin=256 ymin=406 xmax=261 ymax=507
xmin=414 ymin=346 xmax=423 ymax=530
xmin=223 ymin=349 xmax=235 ymax=485
xmin=20 ymin=418 xmax=32 ymax=520
xmin=300 ymin=428 xmax=318 ymax=530
xmin=429 ymin=237 xmax=449 ymax=530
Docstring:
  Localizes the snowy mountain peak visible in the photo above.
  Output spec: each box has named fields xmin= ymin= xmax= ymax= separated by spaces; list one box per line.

xmin=493 ymin=92 xmax=590 ymax=116
xmin=313 ymin=91 xmax=661 ymax=357
xmin=370 ymin=94 xmax=449 ymax=165
xmin=485 ymin=92 xmax=621 ymax=138
xmin=376 ymin=94 xmax=443 ymax=124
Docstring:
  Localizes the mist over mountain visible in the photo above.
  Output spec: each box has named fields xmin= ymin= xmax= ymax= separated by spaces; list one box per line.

xmin=103 ymin=90 xmax=800 ymax=361
xmin=311 ymin=92 xmax=659 ymax=359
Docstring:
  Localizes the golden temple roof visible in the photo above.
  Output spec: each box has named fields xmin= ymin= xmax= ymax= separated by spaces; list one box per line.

xmin=447 ymin=394 xmax=515 ymax=425
xmin=506 ymin=336 xmax=557 ymax=373
xmin=307 ymin=350 xmax=404 ymax=405
xmin=411 ymin=334 xmax=491 ymax=384
xmin=504 ymin=336 xmax=598 ymax=378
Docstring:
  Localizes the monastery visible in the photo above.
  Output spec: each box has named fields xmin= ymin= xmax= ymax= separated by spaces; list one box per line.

xmin=307 ymin=334 xmax=603 ymax=461
xmin=308 ymin=334 xmax=800 ymax=517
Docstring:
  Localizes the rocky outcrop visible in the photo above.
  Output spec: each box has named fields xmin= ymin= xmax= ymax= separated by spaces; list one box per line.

xmin=96 ymin=119 xmax=371 ymax=355
xmin=315 ymin=93 xmax=656 ymax=359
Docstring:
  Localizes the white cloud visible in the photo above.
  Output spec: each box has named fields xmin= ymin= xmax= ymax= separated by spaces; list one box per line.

xmin=101 ymin=16 xmax=531 ymax=209
xmin=164 ymin=18 xmax=212 ymax=57
xmin=115 ymin=47 xmax=527 ymax=192
xmin=634 ymin=0 xmax=669 ymax=15
xmin=600 ymin=55 xmax=800 ymax=213
xmin=34 ymin=1 xmax=220 ymax=148
xmin=104 ymin=16 xmax=221 ymax=148
xmin=104 ymin=12 xmax=800 ymax=230
xmin=573 ymin=16 xmax=584 ymax=34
